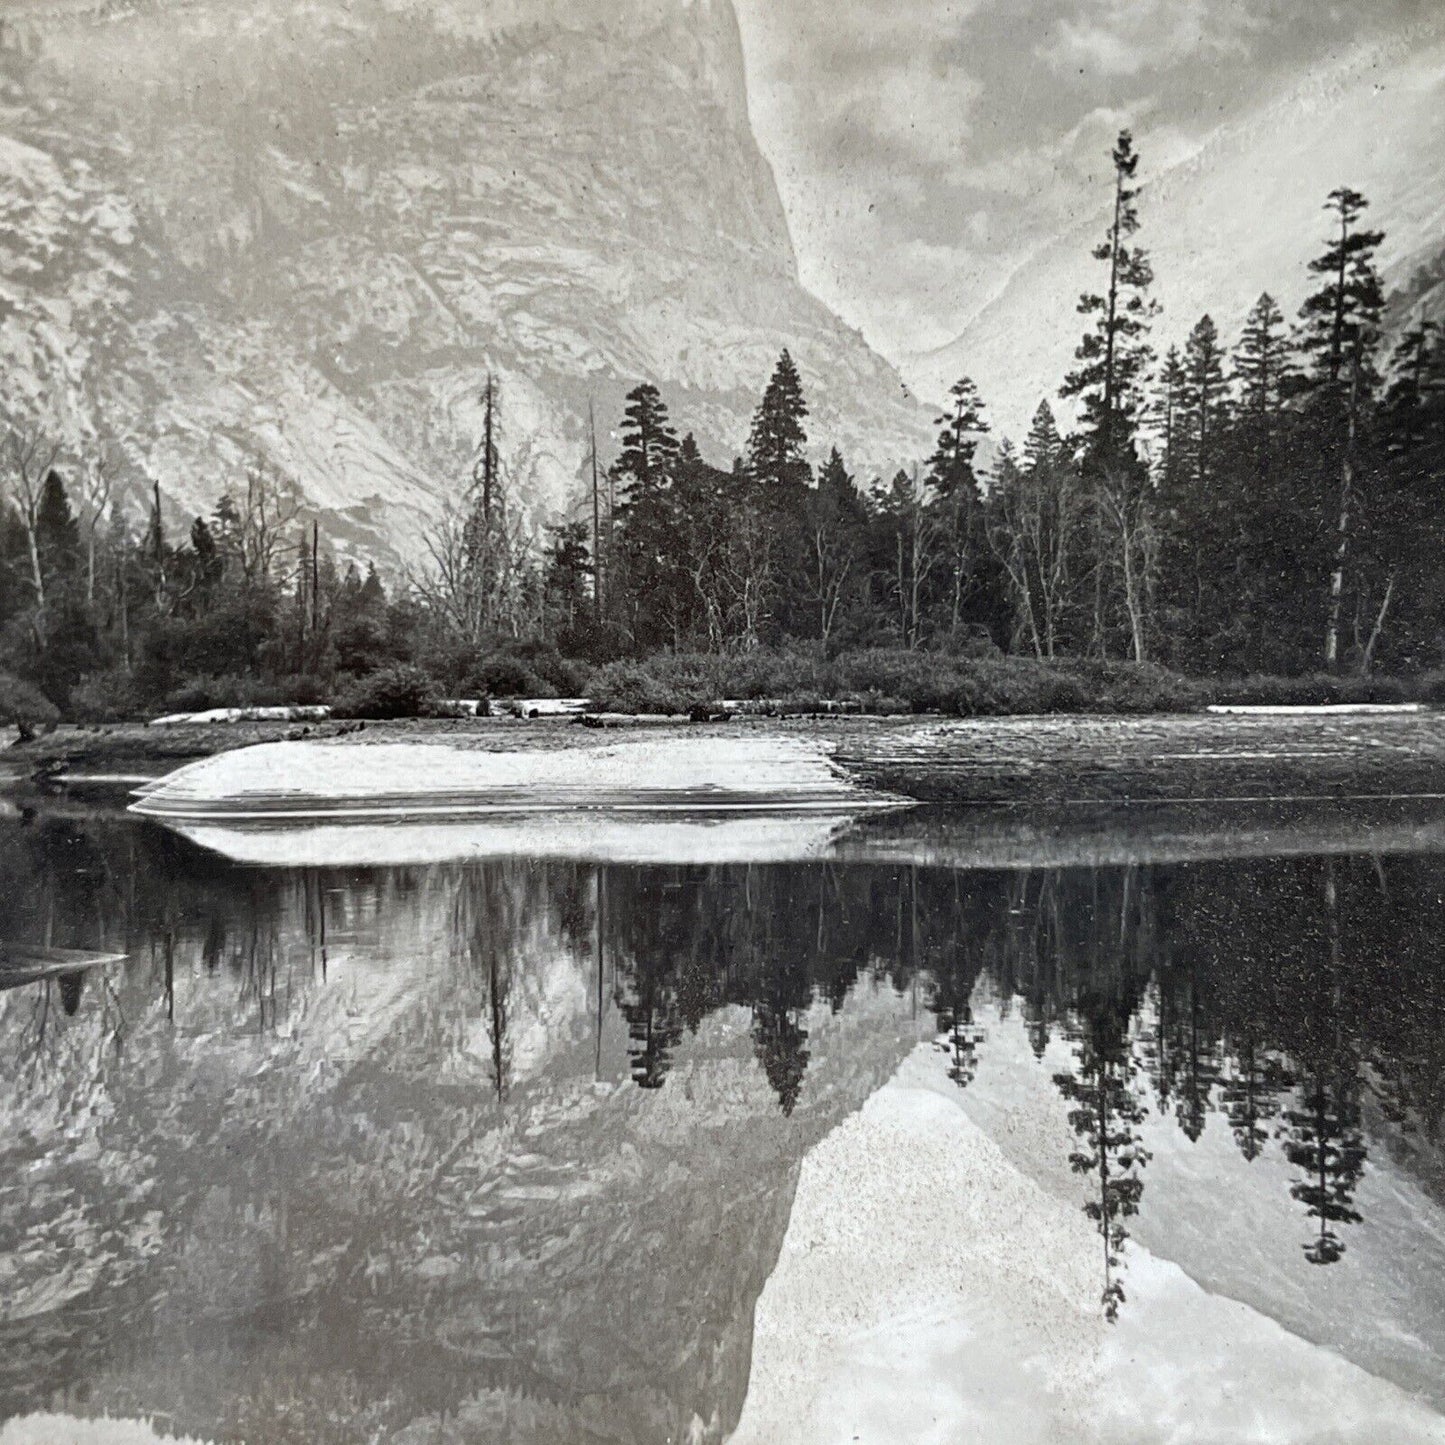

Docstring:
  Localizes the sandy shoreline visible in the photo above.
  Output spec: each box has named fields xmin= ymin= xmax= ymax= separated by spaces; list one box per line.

xmin=9 ymin=710 xmax=1445 ymax=805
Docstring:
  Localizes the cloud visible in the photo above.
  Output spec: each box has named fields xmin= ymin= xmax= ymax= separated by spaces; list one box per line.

xmin=1041 ymin=0 xmax=1254 ymax=77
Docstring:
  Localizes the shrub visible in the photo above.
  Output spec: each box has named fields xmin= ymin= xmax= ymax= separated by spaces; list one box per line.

xmin=649 ymin=653 xmax=729 ymax=699
xmin=719 ymin=648 xmax=835 ymax=700
xmin=0 ymin=670 xmax=61 ymax=739
xmin=68 ymin=668 xmax=145 ymax=723
xmin=161 ymin=676 xmax=243 ymax=714
xmin=944 ymin=657 xmax=1078 ymax=716
xmin=1417 ymin=669 xmax=1445 ymax=704
xmin=152 ymin=673 xmax=329 ymax=714
xmin=332 ymin=664 xmax=441 ymax=720
xmin=271 ymin=674 xmax=331 ymax=707
xmin=468 ymin=656 xmax=556 ymax=699
xmin=586 ymin=661 xmax=699 ymax=715
xmin=1215 ymin=672 xmax=1415 ymax=708
xmin=1215 ymin=673 xmax=1334 ymax=707
xmin=584 ymin=648 xmax=1211 ymax=718
xmin=504 ymin=640 xmax=592 ymax=696
xmin=833 ymin=649 xmax=961 ymax=712
xmin=1037 ymin=659 xmax=1210 ymax=714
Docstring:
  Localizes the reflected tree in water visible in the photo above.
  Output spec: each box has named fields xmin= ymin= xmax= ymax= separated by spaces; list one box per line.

xmin=747 ymin=877 xmax=814 ymax=1117
xmin=451 ymin=869 xmax=516 ymax=1103
xmin=618 ymin=945 xmax=684 ymax=1090
xmin=992 ymin=871 xmax=1067 ymax=1060
xmin=1284 ymin=1072 xmax=1366 ymax=1265
xmin=1051 ymin=869 xmax=1154 ymax=1322
xmin=1169 ymin=964 xmax=1223 ymax=1144
xmin=1281 ymin=862 xmax=1367 ymax=1264
xmin=15 ymin=807 xmax=1445 ymax=1359
xmin=928 ymin=878 xmax=987 ymax=1089
xmin=1221 ymin=1037 xmax=1291 ymax=1162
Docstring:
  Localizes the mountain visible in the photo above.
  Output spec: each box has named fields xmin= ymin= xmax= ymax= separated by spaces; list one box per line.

xmin=907 ymin=19 xmax=1445 ymax=441
xmin=0 ymin=0 xmax=932 ymax=567
xmin=0 ymin=831 xmax=934 ymax=1442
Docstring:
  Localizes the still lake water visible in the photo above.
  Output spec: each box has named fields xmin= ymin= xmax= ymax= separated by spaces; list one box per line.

xmin=2 ymin=798 xmax=1445 ymax=1442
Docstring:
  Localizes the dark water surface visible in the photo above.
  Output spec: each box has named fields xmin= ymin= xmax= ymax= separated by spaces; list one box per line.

xmin=2 ymin=801 xmax=1444 ymax=1442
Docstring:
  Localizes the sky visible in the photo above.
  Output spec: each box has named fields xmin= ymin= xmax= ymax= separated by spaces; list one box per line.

xmin=732 ymin=0 xmax=1434 ymax=364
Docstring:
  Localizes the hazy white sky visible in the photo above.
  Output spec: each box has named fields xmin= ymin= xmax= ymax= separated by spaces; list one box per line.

xmin=732 ymin=0 xmax=1432 ymax=362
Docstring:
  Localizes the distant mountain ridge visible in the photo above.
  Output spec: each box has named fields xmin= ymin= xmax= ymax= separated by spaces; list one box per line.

xmin=907 ymin=19 xmax=1445 ymax=440
xmin=0 ymin=0 xmax=933 ymax=567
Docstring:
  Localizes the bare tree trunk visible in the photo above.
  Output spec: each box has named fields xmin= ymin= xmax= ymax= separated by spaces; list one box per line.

xmin=1360 ymin=569 xmax=1396 ymax=676
xmin=1325 ymin=355 xmax=1362 ymax=670
xmin=24 ymin=525 xmax=45 ymax=647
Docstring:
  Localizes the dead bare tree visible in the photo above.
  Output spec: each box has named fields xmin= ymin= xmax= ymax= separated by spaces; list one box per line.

xmin=805 ymin=491 xmax=860 ymax=648
xmin=240 ymin=466 xmax=302 ymax=586
xmin=2 ymin=424 xmax=63 ymax=646
xmin=1095 ymin=460 xmax=1159 ymax=664
xmin=718 ymin=499 xmax=774 ymax=651
xmin=77 ymin=452 xmax=114 ymax=606
xmin=879 ymin=468 xmax=943 ymax=650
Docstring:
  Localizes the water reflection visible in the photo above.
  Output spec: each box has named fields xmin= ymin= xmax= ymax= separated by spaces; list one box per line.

xmin=1 ymin=810 xmax=1444 ymax=1439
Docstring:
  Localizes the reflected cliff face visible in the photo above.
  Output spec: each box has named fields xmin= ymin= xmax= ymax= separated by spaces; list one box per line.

xmin=2 ymin=811 xmax=1444 ymax=1441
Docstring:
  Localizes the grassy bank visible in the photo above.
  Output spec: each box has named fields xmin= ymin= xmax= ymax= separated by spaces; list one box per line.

xmin=14 ymin=645 xmax=1444 ymax=735
xmin=584 ymin=651 xmax=1215 ymax=717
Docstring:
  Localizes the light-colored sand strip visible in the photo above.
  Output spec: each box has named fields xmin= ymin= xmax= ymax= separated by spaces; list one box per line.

xmin=129 ymin=736 xmax=898 ymax=822
xmin=730 ymin=1045 xmax=1445 ymax=1445
xmin=163 ymin=812 xmax=865 ymax=867
xmin=0 ymin=1417 xmax=212 ymax=1445
xmin=1207 ymin=703 xmax=1425 ymax=716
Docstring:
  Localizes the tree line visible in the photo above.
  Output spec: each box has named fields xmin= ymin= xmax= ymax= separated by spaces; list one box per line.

xmin=2 ymin=130 xmax=1442 ymax=719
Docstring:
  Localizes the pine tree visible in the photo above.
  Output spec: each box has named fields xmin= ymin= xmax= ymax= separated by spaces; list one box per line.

xmin=805 ymin=447 xmax=866 ymax=646
xmin=619 ymin=949 xmax=684 ymax=1090
xmin=928 ymin=377 xmax=990 ymax=639
xmin=35 ymin=470 xmax=80 ymax=586
xmin=745 ymin=351 xmax=812 ymax=635
xmin=612 ymin=383 xmax=683 ymax=648
xmin=1294 ymin=189 xmax=1386 ymax=669
xmin=875 ymin=468 xmax=942 ymax=649
xmin=1381 ymin=317 xmax=1445 ymax=460
xmin=747 ymin=349 xmax=810 ymax=496
xmin=1154 ymin=316 xmax=1237 ymax=667
xmin=1061 ymin=131 xmax=1157 ymax=467
xmin=928 ymin=377 xmax=988 ymax=500
xmin=930 ymin=931 xmax=984 ymax=1090
xmin=1054 ymin=1000 xmax=1151 ymax=1322
xmin=1177 ymin=315 xmax=1230 ymax=491
xmin=1365 ymin=319 xmax=1445 ymax=668
xmin=543 ymin=520 xmax=592 ymax=634
xmin=1148 ymin=346 xmax=1186 ymax=495
xmin=1284 ymin=1074 xmax=1366 ymax=1264
xmin=1297 ymin=188 xmax=1386 ymax=394
xmin=359 ymin=562 xmax=385 ymax=610
xmin=615 ymin=382 xmax=680 ymax=490
xmin=1234 ymin=293 xmax=1291 ymax=468
xmin=1220 ymin=293 xmax=1305 ymax=670
xmin=986 ymin=406 xmax=1081 ymax=658
xmin=1060 ymin=131 xmax=1158 ymax=661
xmin=1221 ymin=1037 xmax=1289 ymax=1163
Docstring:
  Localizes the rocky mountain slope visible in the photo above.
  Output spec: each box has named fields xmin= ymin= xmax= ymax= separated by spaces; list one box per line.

xmin=908 ymin=19 xmax=1445 ymax=441
xmin=0 ymin=0 xmax=932 ymax=567
xmin=0 ymin=832 xmax=934 ymax=1443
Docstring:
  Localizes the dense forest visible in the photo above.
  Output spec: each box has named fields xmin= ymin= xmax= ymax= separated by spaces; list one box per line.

xmin=2 ymin=131 xmax=1442 ymax=723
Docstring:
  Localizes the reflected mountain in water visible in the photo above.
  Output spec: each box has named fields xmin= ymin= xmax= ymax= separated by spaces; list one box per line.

xmin=1 ymin=807 xmax=1444 ymax=1440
